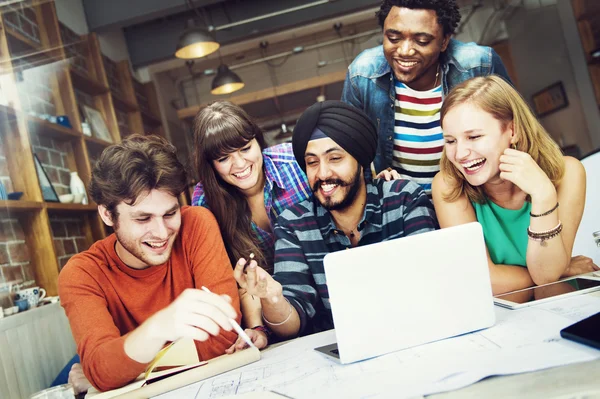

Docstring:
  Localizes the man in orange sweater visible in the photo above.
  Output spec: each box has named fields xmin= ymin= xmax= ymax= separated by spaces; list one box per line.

xmin=58 ymin=135 xmax=241 ymax=392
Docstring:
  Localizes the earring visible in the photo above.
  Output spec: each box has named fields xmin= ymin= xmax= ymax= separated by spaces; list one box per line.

xmin=511 ymin=143 xmax=517 ymax=150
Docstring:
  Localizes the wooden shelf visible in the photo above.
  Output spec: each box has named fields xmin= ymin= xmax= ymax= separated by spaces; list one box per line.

xmin=45 ymin=202 xmax=98 ymax=212
xmin=0 ymin=1 xmax=164 ymax=297
xmin=111 ymin=93 xmax=138 ymax=113
xmin=5 ymin=28 xmax=63 ymax=66
xmin=0 ymin=200 xmax=44 ymax=212
xmin=69 ymin=68 xmax=109 ymax=96
xmin=84 ymin=135 xmax=113 ymax=149
xmin=588 ymin=55 xmax=600 ymax=65
xmin=5 ymin=26 xmax=43 ymax=53
xmin=0 ymin=104 xmax=17 ymax=122
xmin=27 ymin=117 xmax=81 ymax=141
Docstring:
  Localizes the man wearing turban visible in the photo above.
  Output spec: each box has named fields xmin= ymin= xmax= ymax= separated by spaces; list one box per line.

xmin=234 ymin=101 xmax=437 ymax=339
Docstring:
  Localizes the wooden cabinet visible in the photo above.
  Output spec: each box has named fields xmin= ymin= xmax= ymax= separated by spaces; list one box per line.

xmin=0 ymin=0 xmax=164 ymax=303
xmin=572 ymin=0 xmax=600 ymax=105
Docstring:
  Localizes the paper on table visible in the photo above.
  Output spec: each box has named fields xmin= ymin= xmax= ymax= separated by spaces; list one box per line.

xmin=535 ymin=293 xmax=600 ymax=321
xmin=156 ymin=295 xmax=600 ymax=399
xmin=86 ymin=346 xmax=261 ymax=399
xmin=144 ymin=338 xmax=202 ymax=379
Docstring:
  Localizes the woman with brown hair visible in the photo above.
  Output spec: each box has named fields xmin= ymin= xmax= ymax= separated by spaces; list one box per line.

xmin=432 ymin=75 xmax=597 ymax=296
xmin=192 ymin=100 xmax=311 ymax=351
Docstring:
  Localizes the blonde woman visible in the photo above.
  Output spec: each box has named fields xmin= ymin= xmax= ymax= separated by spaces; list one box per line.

xmin=432 ymin=75 xmax=598 ymax=295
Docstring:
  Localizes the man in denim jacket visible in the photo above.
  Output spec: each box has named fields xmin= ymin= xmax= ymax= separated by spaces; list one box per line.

xmin=342 ymin=0 xmax=511 ymax=193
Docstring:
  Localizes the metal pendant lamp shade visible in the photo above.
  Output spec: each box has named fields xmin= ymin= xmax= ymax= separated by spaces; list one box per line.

xmin=211 ymin=64 xmax=245 ymax=95
xmin=175 ymin=20 xmax=219 ymax=59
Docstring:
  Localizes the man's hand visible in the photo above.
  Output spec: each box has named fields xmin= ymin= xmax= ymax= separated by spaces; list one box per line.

xmin=233 ymin=258 xmax=283 ymax=303
xmin=125 ymin=288 xmax=238 ymax=364
xmin=562 ymin=255 xmax=600 ymax=278
xmin=225 ymin=328 xmax=268 ymax=354
xmin=375 ymin=168 xmax=402 ymax=181
xmin=146 ymin=288 xmax=237 ymax=343
xmin=68 ymin=363 xmax=92 ymax=395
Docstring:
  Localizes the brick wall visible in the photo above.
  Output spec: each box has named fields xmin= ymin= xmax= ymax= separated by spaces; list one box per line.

xmin=2 ymin=2 xmax=41 ymax=44
xmin=11 ymin=58 xmax=57 ymax=116
xmin=59 ymin=23 xmax=88 ymax=76
xmin=0 ymin=213 xmax=36 ymax=308
xmin=29 ymin=134 xmax=71 ymax=196
xmin=50 ymin=216 xmax=89 ymax=269
xmin=0 ymin=142 xmax=14 ymax=194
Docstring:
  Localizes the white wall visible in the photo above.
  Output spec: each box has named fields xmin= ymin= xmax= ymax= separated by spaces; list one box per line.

xmin=505 ymin=4 xmax=593 ymax=154
xmin=454 ymin=3 xmax=509 ymax=45
xmin=97 ymin=29 xmax=129 ymax=63
xmin=54 ymin=0 xmax=88 ymax=35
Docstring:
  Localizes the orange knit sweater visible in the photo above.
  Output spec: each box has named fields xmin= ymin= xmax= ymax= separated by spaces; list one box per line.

xmin=58 ymin=206 xmax=240 ymax=391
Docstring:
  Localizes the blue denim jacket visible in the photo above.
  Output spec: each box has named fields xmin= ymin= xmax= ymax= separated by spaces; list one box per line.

xmin=341 ymin=39 xmax=512 ymax=174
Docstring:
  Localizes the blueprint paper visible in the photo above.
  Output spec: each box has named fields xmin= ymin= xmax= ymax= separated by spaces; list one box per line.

xmin=154 ymin=295 xmax=600 ymax=399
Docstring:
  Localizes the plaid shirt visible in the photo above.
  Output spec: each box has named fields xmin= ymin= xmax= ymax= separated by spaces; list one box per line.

xmin=273 ymin=178 xmax=437 ymax=335
xmin=192 ymin=143 xmax=311 ymax=269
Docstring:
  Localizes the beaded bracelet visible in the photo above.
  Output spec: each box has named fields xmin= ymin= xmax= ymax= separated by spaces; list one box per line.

xmin=262 ymin=297 xmax=293 ymax=326
xmin=530 ymin=202 xmax=559 ymax=218
xmin=527 ymin=221 xmax=563 ymax=246
xmin=251 ymin=325 xmax=272 ymax=339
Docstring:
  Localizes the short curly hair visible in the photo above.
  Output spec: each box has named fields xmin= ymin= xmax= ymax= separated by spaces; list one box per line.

xmin=377 ymin=0 xmax=461 ymax=36
xmin=90 ymin=134 xmax=187 ymax=219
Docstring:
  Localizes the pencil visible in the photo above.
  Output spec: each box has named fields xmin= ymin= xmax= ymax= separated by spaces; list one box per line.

xmin=200 ymin=286 xmax=257 ymax=350
xmin=248 ymin=253 xmax=255 ymax=299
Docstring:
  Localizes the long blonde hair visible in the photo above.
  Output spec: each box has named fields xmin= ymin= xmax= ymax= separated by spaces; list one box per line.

xmin=439 ymin=75 xmax=565 ymax=203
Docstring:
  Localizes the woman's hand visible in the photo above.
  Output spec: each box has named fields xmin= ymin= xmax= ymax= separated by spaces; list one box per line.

xmin=375 ymin=168 xmax=402 ymax=181
xmin=562 ymin=255 xmax=600 ymax=277
xmin=499 ymin=148 xmax=555 ymax=200
xmin=233 ymin=258 xmax=283 ymax=303
xmin=225 ymin=328 xmax=268 ymax=354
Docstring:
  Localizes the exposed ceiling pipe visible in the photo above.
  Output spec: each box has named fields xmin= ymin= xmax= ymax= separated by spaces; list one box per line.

xmin=186 ymin=28 xmax=380 ymax=78
xmin=176 ymin=27 xmax=379 ymax=105
xmin=212 ymin=1 xmax=334 ymax=31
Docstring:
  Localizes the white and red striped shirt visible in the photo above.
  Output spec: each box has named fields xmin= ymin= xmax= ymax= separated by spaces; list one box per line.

xmin=392 ymin=81 xmax=443 ymax=194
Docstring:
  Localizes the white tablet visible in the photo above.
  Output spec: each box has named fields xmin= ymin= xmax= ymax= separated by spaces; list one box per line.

xmin=493 ymin=276 xmax=600 ymax=310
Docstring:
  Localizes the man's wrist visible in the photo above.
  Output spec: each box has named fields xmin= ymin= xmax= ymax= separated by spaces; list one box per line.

xmin=251 ymin=325 xmax=272 ymax=339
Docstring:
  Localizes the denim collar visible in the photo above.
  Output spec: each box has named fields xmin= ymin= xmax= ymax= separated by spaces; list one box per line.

xmin=369 ymin=39 xmax=466 ymax=80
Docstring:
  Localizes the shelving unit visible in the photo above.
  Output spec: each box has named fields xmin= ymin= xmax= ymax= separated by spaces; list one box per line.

xmin=0 ymin=1 xmax=165 ymax=303
xmin=572 ymin=0 xmax=600 ymax=105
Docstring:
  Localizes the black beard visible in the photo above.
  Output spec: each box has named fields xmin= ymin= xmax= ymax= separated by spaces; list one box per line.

xmin=312 ymin=164 xmax=362 ymax=211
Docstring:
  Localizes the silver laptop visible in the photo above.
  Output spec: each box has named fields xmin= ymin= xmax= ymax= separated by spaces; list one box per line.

xmin=316 ymin=222 xmax=495 ymax=364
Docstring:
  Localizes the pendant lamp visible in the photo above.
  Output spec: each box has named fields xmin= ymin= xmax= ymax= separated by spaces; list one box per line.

xmin=211 ymin=64 xmax=245 ymax=95
xmin=175 ymin=19 xmax=219 ymax=59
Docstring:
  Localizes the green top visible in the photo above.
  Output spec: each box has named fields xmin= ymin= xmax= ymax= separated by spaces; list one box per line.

xmin=472 ymin=199 xmax=531 ymax=267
